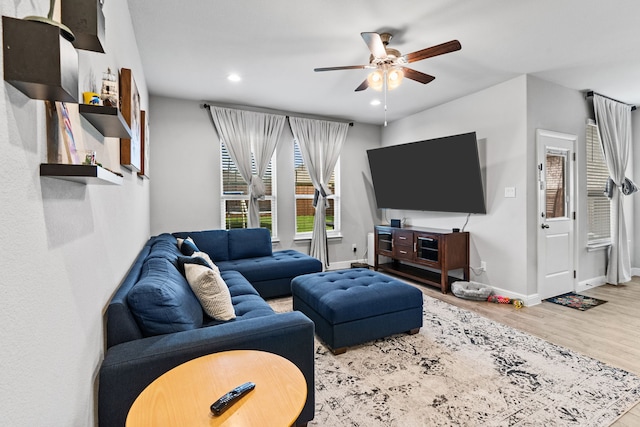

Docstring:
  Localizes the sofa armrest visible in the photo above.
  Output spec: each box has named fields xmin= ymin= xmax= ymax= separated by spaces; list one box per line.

xmin=98 ymin=311 xmax=315 ymax=427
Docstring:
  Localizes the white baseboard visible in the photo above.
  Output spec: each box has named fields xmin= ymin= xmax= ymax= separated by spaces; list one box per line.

xmin=326 ymin=259 xmax=368 ymax=271
xmin=576 ymin=275 xmax=608 ymax=293
xmin=632 ymin=267 xmax=640 ymax=277
xmin=487 ymin=283 xmax=541 ymax=307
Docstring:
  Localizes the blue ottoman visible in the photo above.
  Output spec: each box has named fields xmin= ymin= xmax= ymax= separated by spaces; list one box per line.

xmin=291 ymin=268 xmax=423 ymax=354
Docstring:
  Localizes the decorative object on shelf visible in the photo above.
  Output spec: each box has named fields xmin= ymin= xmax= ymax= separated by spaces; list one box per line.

xmin=119 ymin=68 xmax=142 ymax=171
xmin=23 ymin=0 xmax=75 ymax=41
xmin=83 ymin=92 xmax=101 ymax=105
xmin=138 ymin=110 xmax=150 ymax=179
xmin=45 ymin=101 xmax=86 ymax=164
xmin=82 ymin=69 xmax=102 ymax=105
xmin=61 ymin=0 xmax=105 ymax=52
xmin=2 ymin=15 xmax=78 ymax=102
xmin=84 ymin=150 xmax=97 ymax=166
xmin=59 ymin=102 xmax=81 ymax=164
xmin=100 ymin=68 xmax=118 ymax=108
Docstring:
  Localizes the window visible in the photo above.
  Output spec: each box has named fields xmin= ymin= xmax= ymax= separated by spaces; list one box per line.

xmin=586 ymin=122 xmax=610 ymax=244
xmin=294 ymin=140 xmax=340 ymax=238
xmin=220 ymin=142 xmax=276 ymax=235
xmin=544 ymin=150 xmax=568 ymax=220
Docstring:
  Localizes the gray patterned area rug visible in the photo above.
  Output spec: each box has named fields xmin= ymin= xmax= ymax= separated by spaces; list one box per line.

xmin=269 ymin=295 xmax=640 ymax=426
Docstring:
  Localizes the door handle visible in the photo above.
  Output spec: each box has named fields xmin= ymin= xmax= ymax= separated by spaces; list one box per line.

xmin=541 ymin=223 xmax=549 ymax=229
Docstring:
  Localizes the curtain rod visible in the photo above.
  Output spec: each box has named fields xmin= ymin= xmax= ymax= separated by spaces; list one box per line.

xmin=585 ymin=91 xmax=636 ymax=111
xmin=202 ymin=103 xmax=354 ymax=126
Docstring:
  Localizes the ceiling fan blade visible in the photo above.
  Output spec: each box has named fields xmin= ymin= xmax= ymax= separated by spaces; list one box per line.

xmin=402 ymin=67 xmax=436 ymax=84
xmin=361 ymin=32 xmax=387 ymax=59
xmin=355 ymin=79 xmax=369 ymax=92
xmin=314 ymin=65 xmax=369 ymax=72
xmin=404 ymin=40 xmax=461 ymax=63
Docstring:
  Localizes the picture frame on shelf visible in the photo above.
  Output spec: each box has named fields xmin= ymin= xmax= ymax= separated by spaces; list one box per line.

xmin=46 ymin=101 xmax=87 ymax=164
xmin=120 ymin=68 xmax=141 ymax=171
xmin=138 ymin=110 xmax=150 ymax=179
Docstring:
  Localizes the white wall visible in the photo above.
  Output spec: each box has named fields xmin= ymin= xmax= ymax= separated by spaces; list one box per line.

xmin=382 ymin=74 xmax=637 ymax=300
xmin=381 ymin=76 xmax=530 ymax=298
xmin=0 ymin=1 xmax=149 ymax=425
xmin=525 ymin=76 xmax=598 ymax=289
xmin=149 ymin=95 xmax=380 ymax=266
xmin=525 ymin=76 xmax=637 ymax=287
xmin=633 ymin=113 xmax=640 ymax=271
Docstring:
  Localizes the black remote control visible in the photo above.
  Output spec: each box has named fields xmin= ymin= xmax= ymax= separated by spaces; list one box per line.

xmin=210 ymin=381 xmax=256 ymax=416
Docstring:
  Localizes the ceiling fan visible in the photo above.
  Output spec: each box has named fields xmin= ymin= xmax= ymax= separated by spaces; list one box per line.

xmin=314 ymin=32 xmax=461 ymax=92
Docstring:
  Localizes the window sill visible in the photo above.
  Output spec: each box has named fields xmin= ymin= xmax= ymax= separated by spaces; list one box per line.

xmin=294 ymin=233 xmax=343 ymax=242
xmin=587 ymin=241 xmax=611 ymax=252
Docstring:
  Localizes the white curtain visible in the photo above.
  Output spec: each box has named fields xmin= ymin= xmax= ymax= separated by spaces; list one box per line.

xmin=593 ymin=94 xmax=635 ymax=284
xmin=289 ymin=117 xmax=349 ymax=268
xmin=208 ymin=106 xmax=285 ymax=228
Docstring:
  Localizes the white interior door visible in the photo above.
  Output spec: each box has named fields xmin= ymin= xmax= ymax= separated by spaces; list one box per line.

xmin=536 ymin=129 xmax=576 ymax=300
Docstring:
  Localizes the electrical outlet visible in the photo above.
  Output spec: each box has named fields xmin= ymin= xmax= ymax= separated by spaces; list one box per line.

xmin=480 ymin=261 xmax=487 ymax=272
xmin=352 ymin=244 xmax=357 ymax=253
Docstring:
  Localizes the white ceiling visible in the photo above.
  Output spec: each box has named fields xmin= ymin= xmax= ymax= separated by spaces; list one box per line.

xmin=127 ymin=0 xmax=640 ymax=125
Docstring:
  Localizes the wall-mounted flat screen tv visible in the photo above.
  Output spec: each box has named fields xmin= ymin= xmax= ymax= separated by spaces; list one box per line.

xmin=367 ymin=132 xmax=486 ymax=214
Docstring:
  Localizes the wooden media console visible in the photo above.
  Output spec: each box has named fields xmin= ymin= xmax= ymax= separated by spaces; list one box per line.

xmin=374 ymin=225 xmax=470 ymax=294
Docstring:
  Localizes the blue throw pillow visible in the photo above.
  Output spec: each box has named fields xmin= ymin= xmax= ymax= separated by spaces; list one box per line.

xmin=178 ymin=237 xmax=200 ymax=256
xmin=177 ymin=255 xmax=212 ymax=273
xmin=128 ymin=257 xmax=203 ymax=336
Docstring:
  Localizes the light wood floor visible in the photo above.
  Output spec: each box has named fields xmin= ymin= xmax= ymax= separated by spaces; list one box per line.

xmin=413 ymin=276 xmax=640 ymax=426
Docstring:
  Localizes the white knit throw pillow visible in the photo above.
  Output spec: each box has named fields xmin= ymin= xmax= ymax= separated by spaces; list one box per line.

xmin=183 ymin=263 xmax=235 ymax=321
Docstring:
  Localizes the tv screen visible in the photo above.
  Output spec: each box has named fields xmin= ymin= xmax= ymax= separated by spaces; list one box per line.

xmin=367 ymin=132 xmax=486 ymax=214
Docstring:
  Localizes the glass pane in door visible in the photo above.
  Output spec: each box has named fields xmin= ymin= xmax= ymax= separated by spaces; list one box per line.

xmin=545 ymin=150 xmax=568 ymax=219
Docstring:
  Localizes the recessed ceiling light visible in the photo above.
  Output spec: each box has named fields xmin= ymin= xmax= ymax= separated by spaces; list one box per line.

xmin=227 ymin=74 xmax=241 ymax=82
xmin=370 ymin=99 xmax=381 ymax=106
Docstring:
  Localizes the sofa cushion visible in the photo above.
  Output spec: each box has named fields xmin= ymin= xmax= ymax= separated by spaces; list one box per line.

xmin=228 ymin=228 xmax=272 ymax=260
xmin=173 ymin=230 xmax=229 ymax=261
xmin=146 ymin=234 xmax=182 ymax=269
xmin=215 ymin=249 xmax=322 ymax=283
xmin=127 ymin=257 xmax=203 ymax=336
xmin=202 ymin=271 xmax=275 ymax=327
xmin=183 ymin=263 xmax=236 ymax=321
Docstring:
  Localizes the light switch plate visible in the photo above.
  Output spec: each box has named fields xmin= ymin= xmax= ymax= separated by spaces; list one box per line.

xmin=504 ymin=187 xmax=516 ymax=198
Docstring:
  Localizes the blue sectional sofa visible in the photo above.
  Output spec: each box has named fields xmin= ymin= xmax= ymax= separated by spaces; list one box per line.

xmin=98 ymin=228 xmax=322 ymax=426
xmin=173 ymin=228 xmax=322 ymax=299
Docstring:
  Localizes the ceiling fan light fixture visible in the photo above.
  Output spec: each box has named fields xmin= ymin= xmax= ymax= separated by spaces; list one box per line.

xmin=387 ymin=68 xmax=404 ymax=90
xmin=367 ymin=69 xmax=384 ymax=91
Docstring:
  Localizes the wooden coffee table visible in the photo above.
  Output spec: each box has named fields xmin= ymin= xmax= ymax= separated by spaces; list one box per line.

xmin=126 ymin=350 xmax=307 ymax=427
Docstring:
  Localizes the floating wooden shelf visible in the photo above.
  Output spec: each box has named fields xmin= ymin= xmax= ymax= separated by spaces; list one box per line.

xmin=78 ymin=104 xmax=132 ymax=138
xmin=2 ymin=16 xmax=78 ymax=102
xmin=61 ymin=0 xmax=106 ymax=53
xmin=40 ymin=163 xmax=123 ymax=185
